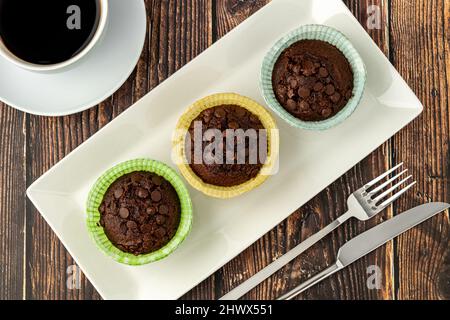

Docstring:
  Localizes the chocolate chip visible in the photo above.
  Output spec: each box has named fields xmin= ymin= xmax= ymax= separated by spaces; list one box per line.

xmin=136 ymin=187 xmax=149 ymax=199
xmin=277 ymin=86 xmax=287 ymax=97
xmin=292 ymin=65 xmax=301 ymax=74
xmin=131 ymin=174 xmax=142 ymax=184
xmin=126 ymin=220 xmax=137 ymax=230
xmin=286 ymin=99 xmax=297 ymax=111
xmin=203 ymin=115 xmax=211 ymax=123
xmin=204 ymin=109 xmax=213 ymax=117
xmin=152 ymin=176 xmax=162 ymax=186
xmin=330 ymin=92 xmax=341 ymax=103
xmin=325 ymin=84 xmax=335 ymax=95
xmin=151 ymin=190 xmax=162 ymax=202
xmin=156 ymin=215 xmax=166 ymax=225
xmin=154 ymin=227 xmax=166 ymax=238
xmin=228 ymin=121 xmax=239 ymax=130
xmin=299 ymin=100 xmax=310 ymax=111
xmin=159 ymin=205 xmax=169 ymax=215
xmin=298 ymin=76 xmax=308 ymax=85
xmin=287 ymin=88 xmax=295 ymax=99
xmin=313 ymin=82 xmax=324 ymax=92
xmin=141 ymin=179 xmax=152 ymax=190
xmin=303 ymin=60 xmax=315 ymax=74
xmin=298 ymin=87 xmax=311 ymax=99
xmin=143 ymin=233 xmax=152 ymax=241
xmin=214 ymin=108 xmax=226 ymax=118
xmin=321 ymin=108 xmax=333 ymax=118
xmin=114 ymin=188 xmax=123 ymax=199
xmin=235 ymin=107 xmax=247 ymax=117
xmin=288 ymin=77 xmax=298 ymax=89
xmin=119 ymin=207 xmax=129 ymax=219
xmin=319 ymin=67 xmax=329 ymax=77
xmin=140 ymin=223 xmax=153 ymax=233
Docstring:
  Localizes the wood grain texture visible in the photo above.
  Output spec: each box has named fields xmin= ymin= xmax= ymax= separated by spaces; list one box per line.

xmin=389 ymin=0 xmax=450 ymax=300
xmin=0 ymin=0 xmax=448 ymax=300
xmin=23 ymin=0 xmax=213 ymax=300
xmin=0 ymin=104 xmax=26 ymax=299
xmin=147 ymin=0 xmax=215 ymax=300
xmin=277 ymin=0 xmax=394 ymax=301
xmin=185 ymin=0 xmax=394 ymax=300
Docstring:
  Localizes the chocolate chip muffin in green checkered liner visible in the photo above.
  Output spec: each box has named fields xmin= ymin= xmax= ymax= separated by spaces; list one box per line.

xmin=86 ymin=159 xmax=193 ymax=265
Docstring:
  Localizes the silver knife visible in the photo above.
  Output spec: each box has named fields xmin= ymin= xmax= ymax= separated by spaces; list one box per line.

xmin=278 ymin=202 xmax=449 ymax=300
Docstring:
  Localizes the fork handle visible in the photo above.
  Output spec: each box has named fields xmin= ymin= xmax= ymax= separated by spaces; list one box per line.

xmin=219 ymin=211 xmax=352 ymax=300
xmin=277 ymin=263 xmax=342 ymax=300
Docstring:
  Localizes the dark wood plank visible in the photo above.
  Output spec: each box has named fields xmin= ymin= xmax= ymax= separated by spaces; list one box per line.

xmin=389 ymin=0 xmax=450 ymax=300
xmin=147 ymin=0 xmax=214 ymax=301
xmin=24 ymin=0 xmax=213 ymax=300
xmin=2 ymin=0 xmax=444 ymax=300
xmin=286 ymin=0 xmax=393 ymax=300
xmin=0 ymin=104 xmax=26 ymax=300
xmin=204 ymin=0 xmax=395 ymax=300
xmin=214 ymin=0 xmax=270 ymax=39
xmin=142 ymin=0 xmax=215 ymax=299
xmin=278 ymin=0 xmax=393 ymax=300
xmin=26 ymin=116 xmax=99 ymax=300
xmin=23 ymin=0 xmax=149 ymax=299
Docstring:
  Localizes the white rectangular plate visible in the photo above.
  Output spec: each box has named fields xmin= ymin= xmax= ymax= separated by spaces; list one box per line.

xmin=27 ymin=0 xmax=423 ymax=300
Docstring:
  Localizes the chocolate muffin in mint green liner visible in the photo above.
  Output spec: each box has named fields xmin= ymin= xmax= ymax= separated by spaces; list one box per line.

xmin=86 ymin=159 xmax=193 ymax=265
xmin=261 ymin=24 xmax=366 ymax=130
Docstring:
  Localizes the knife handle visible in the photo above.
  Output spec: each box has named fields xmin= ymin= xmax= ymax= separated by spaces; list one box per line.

xmin=220 ymin=211 xmax=352 ymax=300
xmin=278 ymin=262 xmax=342 ymax=300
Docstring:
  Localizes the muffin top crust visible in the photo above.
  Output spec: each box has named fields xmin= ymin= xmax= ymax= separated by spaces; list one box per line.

xmin=99 ymin=171 xmax=180 ymax=255
xmin=272 ymin=39 xmax=354 ymax=121
xmin=187 ymin=104 xmax=267 ymax=187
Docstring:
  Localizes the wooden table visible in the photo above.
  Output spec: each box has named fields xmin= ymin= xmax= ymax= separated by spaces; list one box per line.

xmin=0 ymin=0 xmax=448 ymax=300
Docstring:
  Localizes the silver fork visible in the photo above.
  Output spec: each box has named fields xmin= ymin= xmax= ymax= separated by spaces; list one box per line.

xmin=220 ymin=163 xmax=416 ymax=300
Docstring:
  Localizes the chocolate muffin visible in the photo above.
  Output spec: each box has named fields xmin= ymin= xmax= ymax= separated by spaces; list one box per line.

xmin=272 ymin=40 xmax=354 ymax=121
xmin=187 ymin=105 xmax=267 ymax=187
xmin=98 ymin=171 xmax=180 ymax=256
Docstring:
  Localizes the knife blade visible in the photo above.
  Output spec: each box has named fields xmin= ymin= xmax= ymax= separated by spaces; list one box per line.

xmin=278 ymin=202 xmax=449 ymax=300
xmin=337 ymin=202 xmax=449 ymax=267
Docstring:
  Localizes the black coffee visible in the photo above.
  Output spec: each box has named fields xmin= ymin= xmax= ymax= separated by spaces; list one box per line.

xmin=0 ymin=0 xmax=100 ymax=65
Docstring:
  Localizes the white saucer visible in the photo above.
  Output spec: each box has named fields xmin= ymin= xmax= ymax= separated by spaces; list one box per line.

xmin=0 ymin=0 xmax=147 ymax=116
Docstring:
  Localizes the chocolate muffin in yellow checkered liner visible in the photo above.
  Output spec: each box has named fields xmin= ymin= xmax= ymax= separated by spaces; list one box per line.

xmin=173 ymin=93 xmax=279 ymax=199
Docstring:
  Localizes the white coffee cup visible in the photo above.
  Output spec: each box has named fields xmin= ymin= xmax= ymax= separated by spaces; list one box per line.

xmin=0 ymin=0 xmax=108 ymax=72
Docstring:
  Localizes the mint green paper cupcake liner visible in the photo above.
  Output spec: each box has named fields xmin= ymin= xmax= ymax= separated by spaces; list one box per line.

xmin=260 ymin=24 xmax=367 ymax=130
xmin=86 ymin=159 xmax=193 ymax=266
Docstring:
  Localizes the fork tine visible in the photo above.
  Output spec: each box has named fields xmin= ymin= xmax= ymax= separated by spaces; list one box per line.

xmin=368 ymin=169 xmax=408 ymax=196
xmin=372 ymin=175 xmax=413 ymax=203
xmin=364 ymin=163 xmax=403 ymax=189
xmin=378 ymin=181 xmax=417 ymax=209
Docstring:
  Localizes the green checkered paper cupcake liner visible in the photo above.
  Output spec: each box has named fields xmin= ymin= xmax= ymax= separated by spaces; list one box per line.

xmin=260 ymin=24 xmax=367 ymax=130
xmin=86 ymin=159 xmax=193 ymax=265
